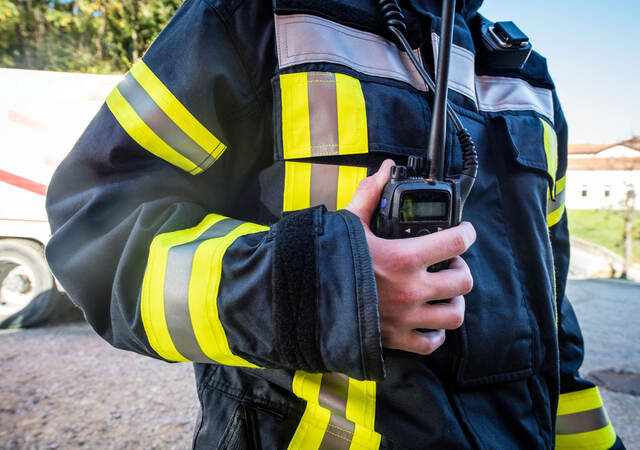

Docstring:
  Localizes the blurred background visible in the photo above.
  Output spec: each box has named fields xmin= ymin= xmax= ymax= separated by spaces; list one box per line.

xmin=0 ymin=0 xmax=638 ymax=448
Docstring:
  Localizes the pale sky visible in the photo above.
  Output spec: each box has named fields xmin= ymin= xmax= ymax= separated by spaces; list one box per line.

xmin=479 ymin=0 xmax=640 ymax=145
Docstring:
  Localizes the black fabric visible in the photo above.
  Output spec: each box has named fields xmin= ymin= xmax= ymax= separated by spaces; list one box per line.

xmin=273 ymin=206 xmax=325 ymax=373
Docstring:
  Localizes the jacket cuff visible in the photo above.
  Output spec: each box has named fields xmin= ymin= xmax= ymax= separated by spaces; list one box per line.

xmin=337 ymin=209 xmax=385 ymax=381
xmin=272 ymin=206 xmax=385 ymax=380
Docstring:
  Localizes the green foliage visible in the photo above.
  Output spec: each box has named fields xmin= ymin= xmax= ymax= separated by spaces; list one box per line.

xmin=0 ymin=0 xmax=182 ymax=74
xmin=568 ymin=209 xmax=640 ymax=263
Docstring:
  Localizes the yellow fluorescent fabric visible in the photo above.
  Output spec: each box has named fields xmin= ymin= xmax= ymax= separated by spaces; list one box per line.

xmin=556 ymin=387 xmax=616 ymax=450
xmin=557 ymin=387 xmax=604 ymax=416
xmin=540 ymin=118 xmax=558 ymax=194
xmin=548 ymin=174 xmax=567 ymax=228
xmin=189 ymin=222 xmax=266 ymax=367
xmin=336 ymin=166 xmax=368 ymax=210
xmin=130 ymin=60 xmax=226 ymax=158
xmin=347 ymin=378 xmax=381 ymax=449
xmin=284 ymin=162 xmax=311 ymax=212
xmin=289 ymin=372 xmax=329 ymax=449
xmin=547 ymin=202 xmax=566 ymax=228
xmin=281 ymin=73 xmax=311 ymax=159
xmin=141 ymin=214 xmax=227 ymax=361
xmin=106 ymin=88 xmax=201 ymax=174
xmin=556 ymin=175 xmax=566 ymax=194
xmin=335 ymin=73 xmax=368 ymax=155
xmin=555 ymin=424 xmax=616 ymax=450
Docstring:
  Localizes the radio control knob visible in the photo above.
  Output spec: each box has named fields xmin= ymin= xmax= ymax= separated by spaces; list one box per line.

xmin=390 ymin=165 xmax=407 ymax=181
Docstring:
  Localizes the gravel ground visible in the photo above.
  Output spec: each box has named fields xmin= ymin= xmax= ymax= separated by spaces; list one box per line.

xmin=0 ymin=279 xmax=637 ymax=449
xmin=0 ymin=323 xmax=198 ymax=449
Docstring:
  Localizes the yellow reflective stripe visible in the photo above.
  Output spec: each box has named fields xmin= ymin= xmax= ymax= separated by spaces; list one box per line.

xmin=548 ymin=202 xmax=566 ymax=227
xmin=556 ymin=175 xmax=566 ymax=194
xmin=555 ymin=422 xmax=616 ymax=450
xmin=281 ymin=73 xmax=312 ymax=159
xmin=336 ymin=166 xmax=368 ymax=210
xmin=189 ymin=222 xmax=267 ymax=367
xmin=556 ymin=387 xmax=616 ymax=449
xmin=289 ymin=372 xmax=329 ymax=449
xmin=335 ymin=73 xmax=368 ymax=155
xmin=130 ymin=60 xmax=226 ymax=159
xmin=284 ymin=161 xmax=312 ymax=212
xmin=346 ymin=378 xmax=381 ymax=449
xmin=548 ymin=174 xmax=566 ymax=227
xmin=288 ymin=372 xmax=381 ymax=449
xmin=141 ymin=214 xmax=227 ymax=361
xmin=106 ymin=88 xmax=201 ymax=174
xmin=558 ymin=387 xmax=604 ymax=416
xmin=540 ymin=117 xmax=558 ymax=194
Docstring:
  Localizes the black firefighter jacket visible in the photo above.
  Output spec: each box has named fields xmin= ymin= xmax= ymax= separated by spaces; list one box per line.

xmin=45 ymin=0 xmax=624 ymax=448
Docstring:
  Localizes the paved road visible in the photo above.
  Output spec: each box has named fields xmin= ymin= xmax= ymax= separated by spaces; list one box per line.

xmin=0 ymin=279 xmax=638 ymax=448
xmin=567 ymin=278 xmax=640 ymax=448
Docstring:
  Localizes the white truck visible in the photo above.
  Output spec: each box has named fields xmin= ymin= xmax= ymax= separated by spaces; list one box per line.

xmin=0 ymin=68 xmax=121 ymax=327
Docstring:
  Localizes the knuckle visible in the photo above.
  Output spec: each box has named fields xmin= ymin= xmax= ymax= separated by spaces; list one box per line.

xmin=460 ymin=272 xmax=474 ymax=294
xmin=449 ymin=232 xmax=468 ymax=255
xmin=450 ymin=310 xmax=465 ymax=329
xmin=390 ymin=248 xmax=415 ymax=269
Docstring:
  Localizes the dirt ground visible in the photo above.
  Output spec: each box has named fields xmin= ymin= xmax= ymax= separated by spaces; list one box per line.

xmin=0 ymin=279 xmax=638 ymax=449
xmin=0 ymin=323 xmax=198 ymax=449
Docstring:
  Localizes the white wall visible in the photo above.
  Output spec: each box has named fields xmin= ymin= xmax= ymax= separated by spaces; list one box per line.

xmin=566 ymin=170 xmax=639 ymax=210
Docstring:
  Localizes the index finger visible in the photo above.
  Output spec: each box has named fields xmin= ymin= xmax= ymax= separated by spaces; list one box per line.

xmin=400 ymin=222 xmax=476 ymax=268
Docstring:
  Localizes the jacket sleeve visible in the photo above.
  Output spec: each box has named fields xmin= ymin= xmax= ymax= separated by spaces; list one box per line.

xmin=45 ymin=0 xmax=384 ymax=381
xmin=548 ymin=93 xmax=623 ymax=449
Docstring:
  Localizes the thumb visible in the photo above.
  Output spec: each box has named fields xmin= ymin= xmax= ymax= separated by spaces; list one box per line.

xmin=344 ymin=159 xmax=395 ymax=226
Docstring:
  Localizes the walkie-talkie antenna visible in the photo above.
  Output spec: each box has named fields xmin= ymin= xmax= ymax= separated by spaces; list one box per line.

xmin=427 ymin=0 xmax=456 ymax=181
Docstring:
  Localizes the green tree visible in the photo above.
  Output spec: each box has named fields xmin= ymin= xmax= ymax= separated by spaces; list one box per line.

xmin=0 ymin=0 xmax=182 ymax=74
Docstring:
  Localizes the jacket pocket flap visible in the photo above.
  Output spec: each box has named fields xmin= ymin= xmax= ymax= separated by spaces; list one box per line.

xmin=501 ymin=114 xmax=556 ymax=191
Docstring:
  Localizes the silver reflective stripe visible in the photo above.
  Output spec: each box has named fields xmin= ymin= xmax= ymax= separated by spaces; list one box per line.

xmin=163 ymin=218 xmax=243 ymax=362
xmin=318 ymin=373 xmax=355 ymax=450
xmin=556 ymin=407 xmax=610 ymax=435
xmin=320 ymin=414 xmax=355 ymax=450
xmin=276 ymin=14 xmax=427 ymax=91
xmin=310 ymin=163 xmax=339 ymax=211
xmin=318 ymin=373 xmax=349 ymax=414
xmin=476 ymin=75 xmax=554 ymax=123
xmin=432 ymin=33 xmax=477 ymax=102
xmin=431 ymin=33 xmax=555 ymax=123
xmin=547 ymin=187 xmax=566 ymax=216
xmin=117 ymin=73 xmax=217 ymax=171
xmin=308 ymin=72 xmax=339 ymax=154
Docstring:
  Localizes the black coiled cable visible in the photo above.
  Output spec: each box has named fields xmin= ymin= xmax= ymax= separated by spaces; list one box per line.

xmin=376 ymin=0 xmax=477 ymax=180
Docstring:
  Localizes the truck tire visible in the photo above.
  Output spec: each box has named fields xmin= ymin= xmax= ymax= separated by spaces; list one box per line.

xmin=0 ymin=238 xmax=79 ymax=329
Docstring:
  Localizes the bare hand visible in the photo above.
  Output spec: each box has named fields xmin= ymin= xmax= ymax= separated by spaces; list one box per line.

xmin=345 ymin=160 xmax=476 ymax=355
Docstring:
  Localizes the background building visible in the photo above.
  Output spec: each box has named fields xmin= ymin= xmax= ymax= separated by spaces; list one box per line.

xmin=566 ymin=137 xmax=640 ymax=210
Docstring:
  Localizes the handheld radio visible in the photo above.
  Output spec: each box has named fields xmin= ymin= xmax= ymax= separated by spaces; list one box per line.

xmin=372 ymin=0 xmax=478 ymax=271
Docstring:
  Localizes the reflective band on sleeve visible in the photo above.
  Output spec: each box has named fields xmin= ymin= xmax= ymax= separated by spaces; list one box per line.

xmin=288 ymin=371 xmax=381 ymax=450
xmin=555 ymin=387 xmax=617 ymax=450
xmin=141 ymin=214 xmax=267 ymax=366
xmin=106 ymin=88 xmax=201 ymax=174
xmin=280 ymin=72 xmax=368 ymax=159
xmin=107 ymin=60 xmax=226 ymax=174
xmin=284 ymin=163 xmax=368 ymax=213
xmin=547 ymin=175 xmax=566 ymax=228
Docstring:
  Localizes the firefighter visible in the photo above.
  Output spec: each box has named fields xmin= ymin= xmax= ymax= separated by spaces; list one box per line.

xmin=45 ymin=0 xmax=625 ymax=448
